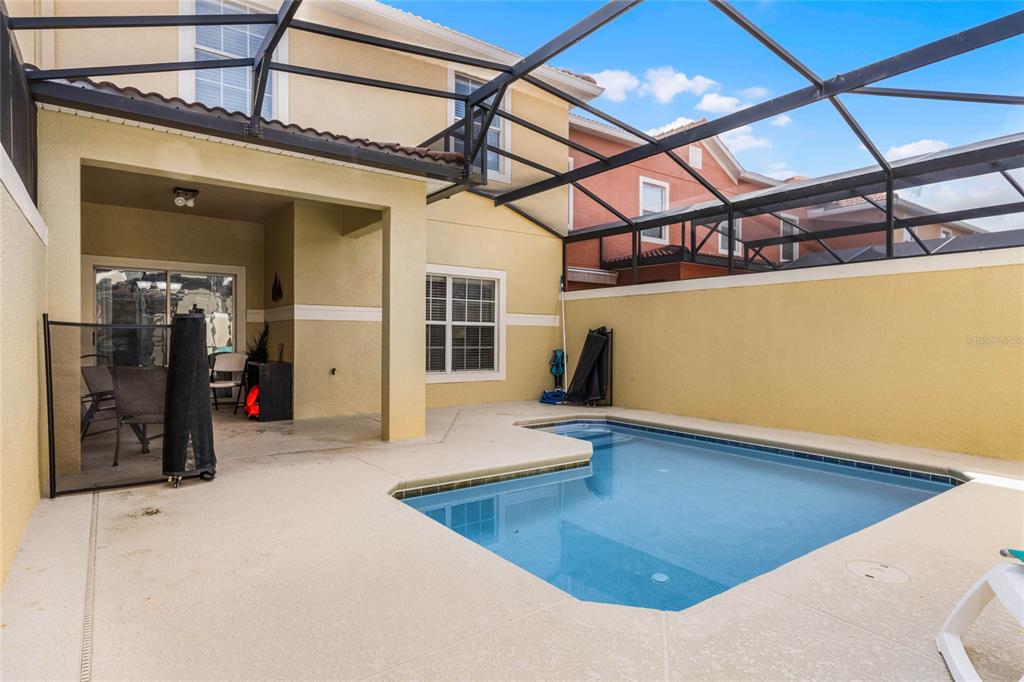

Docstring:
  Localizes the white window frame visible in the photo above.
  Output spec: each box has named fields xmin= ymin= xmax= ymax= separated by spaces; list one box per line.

xmin=689 ymin=145 xmax=703 ymax=170
xmin=82 ymin=254 xmax=246 ymax=350
xmin=717 ymin=218 xmax=744 ymax=255
xmin=639 ymin=176 xmax=670 ymax=245
xmin=902 ymin=227 xmax=916 ymax=243
xmin=447 ymin=68 xmax=512 ymax=184
xmin=778 ymin=213 xmax=799 ymax=262
xmin=425 ymin=264 xmax=507 ymax=384
xmin=177 ymin=0 xmax=290 ymax=123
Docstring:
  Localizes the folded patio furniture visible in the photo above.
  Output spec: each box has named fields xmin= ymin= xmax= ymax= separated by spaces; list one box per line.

xmin=936 ymin=555 xmax=1024 ymax=681
xmin=565 ymin=327 xmax=612 ymax=406
xmin=109 ymin=366 xmax=167 ymax=467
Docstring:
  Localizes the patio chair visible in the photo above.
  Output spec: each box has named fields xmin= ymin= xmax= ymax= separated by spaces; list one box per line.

xmin=109 ymin=366 xmax=167 ymax=466
xmin=936 ymin=551 xmax=1024 ymax=681
xmin=81 ymin=359 xmax=117 ymax=441
xmin=209 ymin=352 xmax=246 ymax=414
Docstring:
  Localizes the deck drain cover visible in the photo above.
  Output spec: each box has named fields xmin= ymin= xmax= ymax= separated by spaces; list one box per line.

xmin=651 ymin=572 xmax=670 ymax=584
xmin=846 ymin=560 xmax=909 ymax=583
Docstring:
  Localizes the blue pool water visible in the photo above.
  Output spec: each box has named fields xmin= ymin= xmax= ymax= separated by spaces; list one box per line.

xmin=404 ymin=421 xmax=952 ymax=611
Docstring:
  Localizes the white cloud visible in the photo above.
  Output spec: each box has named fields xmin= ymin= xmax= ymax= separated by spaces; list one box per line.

xmin=759 ymin=160 xmax=802 ymax=180
xmin=904 ymin=171 xmax=1023 ymax=232
xmin=769 ymin=114 xmax=792 ymax=127
xmin=885 ymin=138 xmax=948 ymax=160
xmin=645 ymin=116 xmax=697 ymax=137
xmin=639 ymin=67 xmax=717 ymax=104
xmin=739 ymin=86 xmax=769 ymax=99
xmin=720 ymin=125 xmax=771 ymax=153
xmin=696 ymin=93 xmax=743 ymax=113
xmin=588 ymin=69 xmax=640 ymax=102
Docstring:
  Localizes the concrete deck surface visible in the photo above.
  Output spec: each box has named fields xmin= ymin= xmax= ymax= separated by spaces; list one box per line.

xmin=3 ymin=402 xmax=1022 ymax=681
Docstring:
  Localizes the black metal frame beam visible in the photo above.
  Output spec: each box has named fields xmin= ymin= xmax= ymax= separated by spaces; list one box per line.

xmin=290 ymin=19 xmax=512 ymax=73
xmin=271 ymin=62 xmax=465 ymax=100
xmin=852 ymin=86 xmax=1024 ymax=106
xmin=25 ymin=58 xmax=253 ymax=82
xmin=466 ymin=188 xmax=562 ymax=239
xmin=497 ymin=10 xmax=1024 ymax=205
xmin=1002 ymin=170 xmax=1024 ymax=199
xmin=8 ymin=14 xmax=276 ymax=29
xmin=463 ymin=0 xmax=638 ymax=109
xmin=564 ymin=132 xmax=1024 ymax=243
xmin=29 ymin=79 xmax=467 ymax=183
xmin=251 ymin=0 xmax=301 ymax=128
xmin=745 ymin=201 xmax=1024 ymax=248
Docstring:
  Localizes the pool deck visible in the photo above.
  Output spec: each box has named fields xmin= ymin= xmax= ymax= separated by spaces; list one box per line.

xmin=3 ymin=402 xmax=1022 ymax=680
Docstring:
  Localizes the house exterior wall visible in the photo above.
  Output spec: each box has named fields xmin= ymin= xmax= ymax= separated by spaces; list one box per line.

xmin=564 ymin=251 xmax=1024 ymax=462
xmin=0 ymin=180 xmax=47 ymax=583
xmin=9 ymin=0 xmax=577 ymax=232
xmin=566 ymin=126 xmax=780 ymax=277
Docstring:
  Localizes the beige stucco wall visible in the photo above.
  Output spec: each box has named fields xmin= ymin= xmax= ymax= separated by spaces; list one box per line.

xmin=81 ymin=202 xmax=265 ymax=342
xmin=564 ymin=256 xmax=1024 ymax=461
xmin=0 ymin=182 xmax=47 ymax=583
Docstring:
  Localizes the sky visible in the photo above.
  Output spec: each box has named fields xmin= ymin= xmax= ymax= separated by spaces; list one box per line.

xmin=386 ymin=0 xmax=1024 ymax=230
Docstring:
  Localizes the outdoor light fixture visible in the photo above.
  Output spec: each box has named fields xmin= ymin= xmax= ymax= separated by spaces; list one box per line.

xmin=172 ymin=187 xmax=199 ymax=208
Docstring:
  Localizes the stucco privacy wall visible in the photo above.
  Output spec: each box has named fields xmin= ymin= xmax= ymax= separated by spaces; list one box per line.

xmin=564 ymin=251 xmax=1024 ymax=462
xmin=0 ymin=180 xmax=46 ymax=583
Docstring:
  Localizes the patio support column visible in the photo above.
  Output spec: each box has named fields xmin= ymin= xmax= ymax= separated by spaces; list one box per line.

xmin=381 ymin=199 xmax=426 ymax=440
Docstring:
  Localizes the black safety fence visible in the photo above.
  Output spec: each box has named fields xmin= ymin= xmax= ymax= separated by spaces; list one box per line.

xmin=44 ymin=314 xmax=219 ymax=497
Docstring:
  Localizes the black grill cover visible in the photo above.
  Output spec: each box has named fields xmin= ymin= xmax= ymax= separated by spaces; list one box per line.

xmin=163 ymin=312 xmax=216 ymax=477
xmin=566 ymin=326 xmax=612 ymax=405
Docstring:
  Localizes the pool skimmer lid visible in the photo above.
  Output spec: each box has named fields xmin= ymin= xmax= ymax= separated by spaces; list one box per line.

xmin=651 ymin=572 xmax=670 ymax=584
xmin=846 ymin=560 xmax=909 ymax=583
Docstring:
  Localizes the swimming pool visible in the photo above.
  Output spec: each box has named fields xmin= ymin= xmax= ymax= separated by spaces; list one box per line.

xmin=403 ymin=420 xmax=955 ymax=611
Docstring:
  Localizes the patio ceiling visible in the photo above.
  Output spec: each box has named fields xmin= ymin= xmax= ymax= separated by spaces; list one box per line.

xmin=5 ymin=0 xmax=1024 ymax=272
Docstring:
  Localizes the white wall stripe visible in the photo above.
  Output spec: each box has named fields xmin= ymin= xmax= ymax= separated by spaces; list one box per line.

xmin=506 ymin=313 xmax=560 ymax=327
xmin=564 ymin=247 xmax=1024 ymax=302
xmin=1 ymin=146 xmax=48 ymax=245
xmin=258 ymin=305 xmax=557 ymax=326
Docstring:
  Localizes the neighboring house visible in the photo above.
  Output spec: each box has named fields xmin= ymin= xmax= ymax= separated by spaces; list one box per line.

xmin=565 ymin=115 xmax=982 ymax=288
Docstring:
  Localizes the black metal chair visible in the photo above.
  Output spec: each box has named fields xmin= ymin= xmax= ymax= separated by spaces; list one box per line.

xmin=81 ymin=361 xmax=117 ymax=441
xmin=109 ymin=366 xmax=167 ymax=466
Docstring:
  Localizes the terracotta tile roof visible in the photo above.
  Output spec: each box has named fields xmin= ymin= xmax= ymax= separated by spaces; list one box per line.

xmin=553 ymin=67 xmax=597 ymax=85
xmin=832 ymin=192 xmax=888 ymax=207
xmin=782 ymin=175 xmax=810 ymax=184
xmin=55 ymin=77 xmax=463 ymax=166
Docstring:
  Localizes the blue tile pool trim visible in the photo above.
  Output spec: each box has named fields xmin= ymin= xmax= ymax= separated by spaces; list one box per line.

xmin=391 ymin=459 xmax=590 ymax=500
xmin=525 ymin=418 xmax=966 ymax=487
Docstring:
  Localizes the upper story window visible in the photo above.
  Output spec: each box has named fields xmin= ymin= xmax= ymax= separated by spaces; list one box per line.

xmin=717 ymin=218 xmax=743 ymax=255
xmin=186 ymin=0 xmax=286 ymax=120
xmin=689 ymin=146 xmax=703 ymax=170
xmin=940 ymin=228 xmax=953 ymax=239
xmin=640 ymin=178 xmax=669 ymax=243
xmin=450 ymin=72 xmax=511 ymax=183
xmin=779 ymin=215 xmax=799 ymax=262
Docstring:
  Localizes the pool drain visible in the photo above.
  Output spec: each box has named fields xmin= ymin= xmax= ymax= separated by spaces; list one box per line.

xmin=651 ymin=572 xmax=670 ymax=584
xmin=846 ymin=560 xmax=909 ymax=583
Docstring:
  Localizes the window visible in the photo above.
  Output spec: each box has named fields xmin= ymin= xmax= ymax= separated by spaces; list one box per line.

xmin=903 ymin=227 xmax=916 ymax=243
xmin=640 ymin=178 xmax=669 ymax=243
xmin=689 ymin=145 xmax=703 ymax=170
xmin=451 ymin=73 xmax=509 ymax=181
xmin=779 ymin=215 xmax=799 ymax=262
xmin=940 ymin=228 xmax=953 ymax=239
xmin=567 ymin=156 xmax=574 ymax=230
xmin=193 ymin=0 xmax=273 ymax=118
xmin=93 ymin=265 xmax=236 ymax=364
xmin=426 ymin=273 xmax=498 ymax=375
xmin=716 ymin=218 xmax=743 ymax=255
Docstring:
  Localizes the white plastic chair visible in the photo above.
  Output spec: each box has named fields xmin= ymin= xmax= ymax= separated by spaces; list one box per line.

xmin=209 ymin=352 xmax=247 ymax=414
xmin=936 ymin=558 xmax=1024 ymax=682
